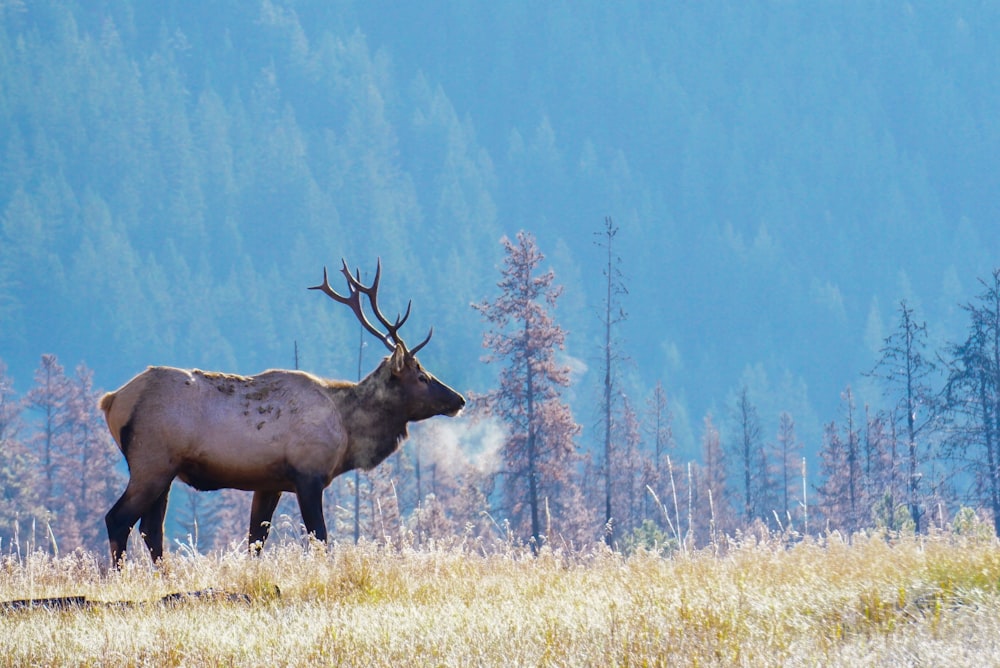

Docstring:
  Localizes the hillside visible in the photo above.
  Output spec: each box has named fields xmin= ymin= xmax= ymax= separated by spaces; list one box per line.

xmin=2 ymin=1 xmax=999 ymax=459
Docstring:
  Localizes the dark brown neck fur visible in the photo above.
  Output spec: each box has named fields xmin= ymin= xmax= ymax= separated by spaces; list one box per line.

xmin=328 ymin=364 xmax=408 ymax=471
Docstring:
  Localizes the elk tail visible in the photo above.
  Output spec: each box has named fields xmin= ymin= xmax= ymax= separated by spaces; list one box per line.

xmin=99 ymin=392 xmax=116 ymax=415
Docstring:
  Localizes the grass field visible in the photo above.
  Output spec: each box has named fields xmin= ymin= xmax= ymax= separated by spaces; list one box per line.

xmin=2 ymin=531 xmax=1000 ymax=666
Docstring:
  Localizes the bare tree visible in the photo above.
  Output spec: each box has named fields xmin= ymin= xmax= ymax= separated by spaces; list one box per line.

xmin=595 ymin=216 xmax=628 ymax=544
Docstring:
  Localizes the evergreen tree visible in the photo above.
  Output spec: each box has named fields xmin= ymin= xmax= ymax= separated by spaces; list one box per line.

xmin=18 ymin=357 xmax=125 ymax=552
xmin=610 ymin=391 xmax=643 ymax=537
xmin=403 ymin=415 xmax=496 ymax=544
xmin=61 ymin=363 xmax=125 ymax=552
xmin=174 ymin=486 xmax=219 ymax=554
xmin=942 ymin=268 xmax=1000 ymax=533
xmin=643 ymin=381 xmax=675 ymax=530
xmin=772 ymin=411 xmax=803 ymax=527
xmin=731 ymin=386 xmax=768 ymax=525
xmin=210 ymin=489 xmax=251 ymax=552
xmin=868 ymin=300 xmax=939 ymax=532
xmin=862 ymin=406 xmax=894 ymax=508
xmin=409 ymin=492 xmax=456 ymax=541
xmin=840 ymin=386 xmax=863 ymax=532
xmin=474 ymin=231 xmax=583 ymax=547
xmin=690 ymin=413 xmax=733 ymax=546
xmin=645 ymin=382 xmax=674 ymax=475
xmin=173 ymin=487 xmax=250 ymax=553
xmin=0 ymin=360 xmax=42 ymax=550
xmin=25 ymin=354 xmax=71 ymax=513
xmin=868 ymin=408 xmax=910 ymax=531
xmin=815 ymin=421 xmax=849 ymax=532
xmin=366 ymin=455 xmax=403 ymax=544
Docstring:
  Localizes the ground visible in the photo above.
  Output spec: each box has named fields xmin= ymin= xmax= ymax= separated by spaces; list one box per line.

xmin=1 ymin=531 xmax=999 ymax=666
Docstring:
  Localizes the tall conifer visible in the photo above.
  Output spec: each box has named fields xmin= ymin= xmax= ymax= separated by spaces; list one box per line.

xmin=474 ymin=232 xmax=583 ymax=547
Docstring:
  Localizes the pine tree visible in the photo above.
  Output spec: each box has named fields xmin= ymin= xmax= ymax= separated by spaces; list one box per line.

xmin=643 ymin=381 xmax=676 ymax=531
xmin=732 ymin=386 xmax=768 ymax=525
xmin=210 ymin=489 xmax=251 ymax=552
xmin=690 ymin=413 xmax=733 ymax=546
xmin=772 ymin=411 xmax=803 ymax=527
xmin=25 ymin=354 xmax=71 ymax=514
xmin=868 ymin=301 xmax=938 ymax=532
xmin=840 ymin=386 xmax=862 ymax=532
xmin=366 ymin=455 xmax=403 ymax=544
xmin=867 ymin=408 xmax=911 ymax=531
xmin=610 ymin=391 xmax=643 ymax=536
xmin=815 ymin=421 xmax=849 ymax=532
xmin=62 ymin=363 xmax=126 ymax=552
xmin=942 ymin=269 xmax=1000 ymax=534
xmin=474 ymin=231 xmax=583 ymax=547
xmin=0 ymin=360 xmax=42 ymax=550
xmin=174 ymin=486 xmax=202 ymax=551
xmin=403 ymin=414 xmax=497 ymax=544
xmin=862 ymin=406 xmax=890 ymax=507
xmin=20 ymin=358 xmax=126 ymax=552
xmin=409 ymin=492 xmax=456 ymax=541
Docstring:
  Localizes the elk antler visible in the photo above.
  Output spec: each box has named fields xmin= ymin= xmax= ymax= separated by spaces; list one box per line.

xmin=309 ymin=258 xmax=433 ymax=355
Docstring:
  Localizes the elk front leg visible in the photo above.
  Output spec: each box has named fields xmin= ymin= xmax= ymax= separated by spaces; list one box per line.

xmin=294 ymin=475 xmax=328 ymax=543
xmin=248 ymin=490 xmax=282 ymax=554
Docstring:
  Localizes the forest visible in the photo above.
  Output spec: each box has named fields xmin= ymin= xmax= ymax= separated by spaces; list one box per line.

xmin=3 ymin=249 xmax=1000 ymax=555
xmin=2 ymin=1 xmax=1000 ymax=554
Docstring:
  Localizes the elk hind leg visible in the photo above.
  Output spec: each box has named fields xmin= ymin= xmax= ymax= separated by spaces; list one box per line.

xmin=105 ymin=477 xmax=172 ymax=567
xmin=249 ymin=490 xmax=282 ymax=554
xmin=139 ymin=486 xmax=171 ymax=561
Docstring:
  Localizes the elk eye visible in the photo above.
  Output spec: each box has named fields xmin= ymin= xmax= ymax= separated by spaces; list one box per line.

xmin=418 ymin=373 xmax=430 ymax=384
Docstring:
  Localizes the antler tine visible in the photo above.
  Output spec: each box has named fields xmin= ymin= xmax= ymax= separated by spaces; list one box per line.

xmin=310 ymin=261 xmax=396 ymax=352
xmin=408 ymin=326 xmax=434 ymax=356
xmin=307 ymin=266 xmax=340 ymax=300
xmin=394 ymin=300 xmax=413 ymax=331
xmin=311 ymin=258 xmax=432 ymax=355
xmin=344 ymin=257 xmax=415 ymax=351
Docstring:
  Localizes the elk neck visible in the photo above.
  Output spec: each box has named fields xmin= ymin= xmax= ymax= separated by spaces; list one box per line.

xmin=331 ymin=363 xmax=409 ymax=471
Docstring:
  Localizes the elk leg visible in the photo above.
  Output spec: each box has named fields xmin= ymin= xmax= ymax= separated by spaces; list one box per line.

xmin=139 ymin=487 xmax=171 ymax=562
xmin=106 ymin=492 xmax=135 ymax=567
xmin=105 ymin=478 xmax=172 ymax=567
xmin=294 ymin=476 xmax=328 ymax=543
xmin=249 ymin=490 xmax=282 ymax=554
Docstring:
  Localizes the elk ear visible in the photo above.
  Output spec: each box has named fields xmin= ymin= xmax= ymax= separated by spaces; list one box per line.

xmin=389 ymin=344 xmax=407 ymax=376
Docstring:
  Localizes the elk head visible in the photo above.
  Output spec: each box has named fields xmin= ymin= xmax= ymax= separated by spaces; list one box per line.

xmin=309 ymin=259 xmax=465 ymax=419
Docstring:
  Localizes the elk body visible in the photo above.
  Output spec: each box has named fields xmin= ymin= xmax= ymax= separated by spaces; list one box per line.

xmin=100 ymin=260 xmax=465 ymax=565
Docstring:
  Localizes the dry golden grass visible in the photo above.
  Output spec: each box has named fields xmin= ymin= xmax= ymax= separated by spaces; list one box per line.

xmin=2 ymin=531 xmax=1000 ymax=666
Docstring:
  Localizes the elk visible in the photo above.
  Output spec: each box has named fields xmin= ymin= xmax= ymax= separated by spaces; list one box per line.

xmin=100 ymin=259 xmax=465 ymax=565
